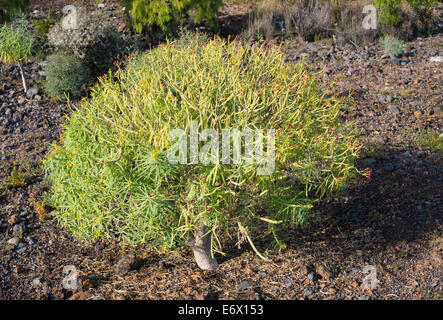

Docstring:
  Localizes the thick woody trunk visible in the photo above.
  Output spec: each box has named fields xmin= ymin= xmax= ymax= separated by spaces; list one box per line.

xmin=191 ymin=226 xmax=218 ymax=270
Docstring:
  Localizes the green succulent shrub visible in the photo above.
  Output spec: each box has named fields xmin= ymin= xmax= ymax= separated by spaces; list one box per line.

xmin=0 ymin=19 xmax=33 ymax=92
xmin=44 ymin=53 xmax=92 ymax=100
xmin=121 ymin=0 xmax=223 ymax=33
xmin=43 ymin=33 xmax=362 ymax=261
xmin=0 ymin=0 xmax=29 ymax=25
xmin=380 ymin=35 xmax=405 ymax=57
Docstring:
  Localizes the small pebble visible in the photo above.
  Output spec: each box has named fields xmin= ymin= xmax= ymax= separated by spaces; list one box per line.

xmin=384 ymin=163 xmax=395 ymax=171
xmin=32 ymin=277 xmax=42 ymax=286
xmin=237 ymin=280 xmax=250 ymax=290
xmin=20 ymin=211 xmax=29 ymax=217
xmin=7 ymin=237 xmax=20 ymax=246
xmin=16 ymin=246 xmax=27 ymax=253
xmin=284 ymin=278 xmax=293 ymax=287
xmin=12 ymin=224 xmax=26 ymax=236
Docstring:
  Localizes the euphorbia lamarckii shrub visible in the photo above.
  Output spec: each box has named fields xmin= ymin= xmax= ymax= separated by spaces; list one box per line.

xmin=43 ymin=33 xmax=363 ymax=270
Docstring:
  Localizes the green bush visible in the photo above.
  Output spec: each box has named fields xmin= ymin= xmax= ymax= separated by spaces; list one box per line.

xmin=373 ymin=0 xmax=403 ymax=27
xmin=405 ymin=0 xmax=438 ymax=30
xmin=48 ymin=8 xmax=125 ymax=77
xmin=121 ymin=0 xmax=223 ymax=32
xmin=44 ymin=53 xmax=92 ymax=100
xmin=374 ymin=0 xmax=437 ymax=31
xmin=0 ymin=19 xmax=33 ymax=92
xmin=43 ymin=33 xmax=362 ymax=259
xmin=380 ymin=35 xmax=405 ymax=57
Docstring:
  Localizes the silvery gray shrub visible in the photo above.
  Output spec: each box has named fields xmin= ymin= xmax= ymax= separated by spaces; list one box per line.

xmin=47 ymin=7 xmax=125 ymax=76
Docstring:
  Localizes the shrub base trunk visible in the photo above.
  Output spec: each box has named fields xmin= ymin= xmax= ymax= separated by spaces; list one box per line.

xmin=191 ymin=226 xmax=218 ymax=270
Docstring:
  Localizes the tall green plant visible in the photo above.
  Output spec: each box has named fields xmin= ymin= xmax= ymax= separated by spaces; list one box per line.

xmin=44 ymin=33 xmax=363 ymax=269
xmin=0 ymin=19 xmax=34 ymax=92
xmin=121 ymin=0 xmax=223 ymax=32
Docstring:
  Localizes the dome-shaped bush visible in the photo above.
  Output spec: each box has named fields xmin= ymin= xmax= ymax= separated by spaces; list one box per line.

xmin=43 ymin=33 xmax=362 ymax=269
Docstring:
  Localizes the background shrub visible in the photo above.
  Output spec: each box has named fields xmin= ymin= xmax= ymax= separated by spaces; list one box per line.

xmin=33 ymin=9 xmax=58 ymax=39
xmin=0 ymin=18 xmax=33 ymax=63
xmin=243 ymin=0 xmax=379 ymax=44
xmin=380 ymin=35 xmax=405 ymax=57
xmin=291 ymin=0 xmax=332 ymax=41
xmin=374 ymin=0 xmax=403 ymax=27
xmin=405 ymin=0 xmax=438 ymax=30
xmin=120 ymin=0 xmax=224 ymax=33
xmin=44 ymin=33 xmax=362 ymax=258
xmin=241 ymin=0 xmax=285 ymax=42
xmin=44 ymin=53 xmax=92 ymax=100
xmin=374 ymin=0 xmax=438 ymax=36
xmin=47 ymin=7 xmax=125 ymax=77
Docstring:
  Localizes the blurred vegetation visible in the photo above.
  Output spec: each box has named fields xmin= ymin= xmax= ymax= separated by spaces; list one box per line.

xmin=0 ymin=0 xmax=29 ymax=25
xmin=120 ymin=0 xmax=223 ymax=32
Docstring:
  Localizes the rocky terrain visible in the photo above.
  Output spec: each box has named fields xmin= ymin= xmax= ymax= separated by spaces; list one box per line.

xmin=0 ymin=1 xmax=442 ymax=300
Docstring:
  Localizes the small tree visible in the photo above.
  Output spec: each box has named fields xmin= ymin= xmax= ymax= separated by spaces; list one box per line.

xmin=0 ymin=19 xmax=34 ymax=92
xmin=121 ymin=0 xmax=223 ymax=32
